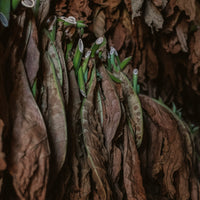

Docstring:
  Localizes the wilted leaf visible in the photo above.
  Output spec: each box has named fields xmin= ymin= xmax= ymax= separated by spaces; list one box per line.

xmin=55 ymin=43 xmax=69 ymax=107
xmin=176 ymin=19 xmax=189 ymax=53
xmin=111 ymin=22 xmax=126 ymax=51
xmin=93 ymin=9 xmax=106 ymax=38
xmin=123 ymin=124 xmax=146 ymax=200
xmin=144 ymin=0 xmax=164 ymax=31
xmin=9 ymin=59 xmax=50 ymax=200
xmin=47 ymin=42 xmax=63 ymax=86
xmin=68 ymin=0 xmax=92 ymax=22
xmin=99 ymin=65 xmax=121 ymax=151
xmin=39 ymin=52 xmax=67 ymax=180
xmin=81 ymin=67 xmax=112 ymax=199
xmin=166 ymin=0 xmax=196 ymax=21
xmin=130 ymin=0 xmax=144 ymax=19
xmin=113 ymin=71 xmax=143 ymax=148
xmin=139 ymin=94 xmax=192 ymax=199
xmin=38 ymin=0 xmax=50 ymax=25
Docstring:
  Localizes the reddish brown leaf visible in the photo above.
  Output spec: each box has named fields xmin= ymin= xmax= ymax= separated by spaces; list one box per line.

xmin=68 ymin=0 xmax=92 ymax=22
xmin=81 ymin=68 xmax=112 ymax=199
xmin=166 ymin=0 xmax=195 ymax=21
xmin=99 ymin=65 xmax=121 ymax=151
xmin=123 ymin=124 xmax=146 ymax=200
xmin=139 ymin=95 xmax=192 ymax=199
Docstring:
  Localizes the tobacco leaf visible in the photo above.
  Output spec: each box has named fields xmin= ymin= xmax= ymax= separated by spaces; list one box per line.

xmin=39 ymin=52 xmax=67 ymax=179
xmin=144 ymin=0 xmax=164 ymax=31
xmin=161 ymin=34 xmax=182 ymax=54
xmin=111 ymin=145 xmax=123 ymax=199
xmin=38 ymin=0 xmax=50 ymax=25
xmin=130 ymin=0 xmax=144 ymax=19
xmin=9 ymin=59 xmax=50 ymax=200
xmin=56 ymin=30 xmax=69 ymax=107
xmin=176 ymin=19 xmax=189 ymax=53
xmin=111 ymin=22 xmax=126 ymax=51
xmin=79 ymin=150 xmax=91 ymax=200
xmin=55 ymin=0 xmax=68 ymax=16
xmin=139 ymin=94 xmax=192 ymax=199
xmin=81 ymin=68 xmax=112 ymax=199
xmin=166 ymin=0 xmax=195 ymax=21
xmin=123 ymin=123 xmax=146 ymax=200
xmin=93 ymin=9 xmax=106 ymax=38
xmin=163 ymin=10 xmax=181 ymax=33
xmin=95 ymin=86 xmax=104 ymax=128
xmin=190 ymin=176 xmax=200 ymax=200
xmin=24 ymin=17 xmax=40 ymax=86
xmin=113 ymin=71 xmax=143 ymax=148
xmin=47 ymin=42 xmax=63 ymax=87
xmin=68 ymin=0 xmax=92 ymax=22
xmin=99 ymin=65 xmax=121 ymax=151
xmin=66 ymin=69 xmax=91 ymax=200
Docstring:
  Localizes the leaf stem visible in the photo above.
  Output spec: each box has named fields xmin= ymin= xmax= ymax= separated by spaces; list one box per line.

xmin=133 ymin=68 xmax=138 ymax=93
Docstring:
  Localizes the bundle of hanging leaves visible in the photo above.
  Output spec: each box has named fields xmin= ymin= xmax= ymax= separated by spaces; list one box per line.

xmin=0 ymin=0 xmax=200 ymax=200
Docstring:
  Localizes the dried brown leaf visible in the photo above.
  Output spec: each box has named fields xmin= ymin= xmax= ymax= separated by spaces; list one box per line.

xmin=144 ymin=0 xmax=164 ymax=31
xmin=38 ymin=0 xmax=50 ymax=25
xmin=123 ymin=124 xmax=146 ymax=200
xmin=113 ymin=71 xmax=143 ymax=148
xmin=81 ymin=68 xmax=112 ymax=199
xmin=99 ymin=65 xmax=121 ymax=151
xmin=166 ymin=0 xmax=195 ymax=21
xmin=93 ymin=9 xmax=106 ymax=38
xmin=9 ymin=59 xmax=50 ymax=200
xmin=176 ymin=19 xmax=189 ymax=53
xmin=68 ymin=0 xmax=92 ymax=22
xmin=39 ymin=52 xmax=67 ymax=179
xmin=131 ymin=0 xmax=144 ymax=19
xmin=56 ymin=31 xmax=69 ymax=107
xmin=139 ymin=94 xmax=192 ymax=199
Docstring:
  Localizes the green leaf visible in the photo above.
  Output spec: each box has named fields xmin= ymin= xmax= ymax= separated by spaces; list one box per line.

xmin=81 ymin=50 xmax=91 ymax=74
xmin=65 ymin=40 xmax=73 ymax=61
xmin=110 ymin=47 xmax=120 ymax=72
xmin=107 ymin=72 xmax=121 ymax=83
xmin=113 ymin=71 xmax=143 ymax=148
xmin=73 ymin=39 xmax=84 ymax=73
xmin=32 ymin=79 xmax=37 ymax=99
xmin=12 ymin=0 xmax=20 ymax=11
xmin=0 ymin=0 xmax=10 ymax=27
xmin=78 ymin=67 xmax=86 ymax=97
xmin=120 ymin=56 xmax=132 ymax=70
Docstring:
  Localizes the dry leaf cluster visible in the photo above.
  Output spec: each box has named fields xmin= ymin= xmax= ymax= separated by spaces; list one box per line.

xmin=0 ymin=0 xmax=199 ymax=199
